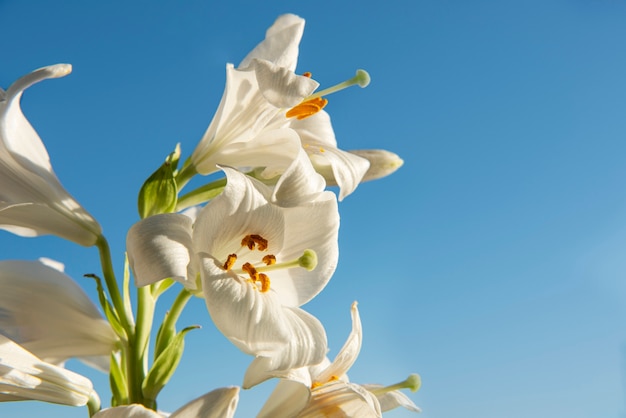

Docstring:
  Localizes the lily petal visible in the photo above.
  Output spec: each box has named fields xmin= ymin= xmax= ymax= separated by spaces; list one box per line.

xmin=0 ymin=65 xmax=101 ymax=246
xmin=257 ymin=379 xmax=310 ymax=418
xmin=239 ymin=14 xmax=305 ymax=71
xmin=170 ymin=386 xmax=239 ymax=418
xmin=0 ymin=260 xmax=117 ymax=369
xmin=298 ymin=380 xmax=382 ymax=418
xmin=92 ymin=404 xmax=162 ymax=418
xmin=0 ymin=335 xmax=94 ymax=406
xmin=291 ymin=111 xmax=370 ymax=200
xmin=362 ymin=385 xmax=422 ymax=413
xmin=315 ymin=302 xmax=362 ymax=384
xmin=127 ymin=213 xmax=194 ymax=288
xmin=199 ymin=256 xmax=327 ymax=389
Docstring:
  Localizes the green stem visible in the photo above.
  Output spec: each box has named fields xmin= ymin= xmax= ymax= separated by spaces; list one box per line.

xmin=96 ymin=235 xmax=132 ymax=336
xmin=175 ymin=177 xmax=226 ymax=211
xmin=164 ymin=288 xmax=192 ymax=332
xmin=129 ymin=285 xmax=155 ymax=405
xmin=174 ymin=159 xmax=197 ymax=192
xmin=86 ymin=392 xmax=101 ymax=417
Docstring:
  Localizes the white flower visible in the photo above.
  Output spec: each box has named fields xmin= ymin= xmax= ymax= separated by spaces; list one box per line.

xmin=258 ymin=302 xmax=421 ymax=417
xmin=0 ymin=64 xmax=102 ymax=246
xmin=127 ymin=152 xmax=338 ymax=387
xmin=0 ymin=259 xmax=118 ymax=371
xmin=92 ymin=386 xmax=239 ymax=418
xmin=0 ymin=334 xmax=94 ymax=406
xmin=186 ymin=14 xmax=371 ymax=200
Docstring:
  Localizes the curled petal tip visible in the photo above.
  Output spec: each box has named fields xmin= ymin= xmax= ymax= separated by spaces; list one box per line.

xmin=47 ymin=63 xmax=72 ymax=78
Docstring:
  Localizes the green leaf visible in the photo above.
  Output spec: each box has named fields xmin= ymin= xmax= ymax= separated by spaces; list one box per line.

xmin=84 ymin=274 xmax=125 ymax=339
xmin=142 ymin=325 xmax=199 ymax=402
xmin=109 ymin=352 xmax=128 ymax=406
xmin=137 ymin=144 xmax=181 ymax=218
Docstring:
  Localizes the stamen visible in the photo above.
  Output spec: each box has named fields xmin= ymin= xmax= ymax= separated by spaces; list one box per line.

xmin=368 ymin=374 xmax=422 ymax=396
xmin=241 ymin=234 xmax=268 ymax=251
xmin=303 ymin=72 xmax=312 ymax=78
xmin=262 ymin=254 xmax=276 ymax=266
xmin=223 ymin=254 xmax=237 ymax=271
xmin=242 ymin=262 xmax=259 ymax=281
xmin=307 ymin=69 xmax=370 ymax=101
xmin=258 ymin=273 xmax=270 ymax=292
xmin=286 ymin=97 xmax=328 ymax=120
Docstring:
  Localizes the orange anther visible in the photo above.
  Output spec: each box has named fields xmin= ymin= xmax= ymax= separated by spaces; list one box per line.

xmin=303 ymin=72 xmax=312 ymax=78
xmin=286 ymin=97 xmax=328 ymax=120
xmin=242 ymin=262 xmax=258 ymax=281
xmin=241 ymin=234 xmax=268 ymax=251
xmin=223 ymin=254 xmax=237 ymax=270
xmin=262 ymin=254 xmax=276 ymax=266
xmin=250 ymin=234 xmax=268 ymax=251
xmin=258 ymin=273 xmax=270 ymax=292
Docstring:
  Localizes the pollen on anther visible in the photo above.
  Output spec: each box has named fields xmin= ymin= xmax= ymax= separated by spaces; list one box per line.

xmin=241 ymin=234 xmax=268 ymax=251
xmin=286 ymin=97 xmax=328 ymax=120
xmin=303 ymin=72 xmax=312 ymax=78
xmin=262 ymin=254 xmax=276 ymax=266
xmin=242 ymin=262 xmax=259 ymax=281
xmin=223 ymin=254 xmax=237 ymax=270
xmin=258 ymin=273 xmax=270 ymax=292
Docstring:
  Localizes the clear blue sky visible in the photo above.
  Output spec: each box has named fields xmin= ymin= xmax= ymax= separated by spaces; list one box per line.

xmin=1 ymin=1 xmax=625 ymax=417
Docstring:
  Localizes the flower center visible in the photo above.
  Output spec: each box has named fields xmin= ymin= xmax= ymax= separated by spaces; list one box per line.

xmin=220 ymin=234 xmax=318 ymax=293
xmin=286 ymin=69 xmax=370 ymax=120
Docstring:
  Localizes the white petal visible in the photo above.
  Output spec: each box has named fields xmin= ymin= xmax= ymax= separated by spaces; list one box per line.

xmin=298 ymin=381 xmax=382 ymax=418
xmin=0 ymin=335 xmax=94 ymax=406
xmin=93 ymin=404 xmax=163 ymax=418
xmin=191 ymin=64 xmax=278 ymax=175
xmin=193 ymin=166 xmax=285 ymax=261
xmin=170 ymin=386 xmax=239 ymax=418
xmin=0 ymin=65 xmax=101 ymax=245
xmin=253 ymin=59 xmax=318 ymax=108
xmin=291 ymin=111 xmax=370 ymax=200
xmin=316 ymin=302 xmax=362 ymax=383
xmin=209 ymin=127 xmax=302 ymax=178
xmin=362 ymin=385 xmax=422 ymax=413
xmin=257 ymin=379 xmax=310 ymax=418
xmin=271 ymin=148 xmax=326 ymax=208
xmin=127 ymin=214 xmax=194 ymax=288
xmin=199 ymin=256 xmax=327 ymax=388
xmin=269 ymin=195 xmax=339 ymax=306
xmin=348 ymin=149 xmax=404 ymax=182
xmin=239 ymin=14 xmax=305 ymax=71
xmin=0 ymin=260 xmax=117 ymax=367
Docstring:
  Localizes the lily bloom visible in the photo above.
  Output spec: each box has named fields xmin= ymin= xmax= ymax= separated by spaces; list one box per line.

xmin=127 ymin=152 xmax=339 ymax=387
xmin=0 ymin=259 xmax=118 ymax=371
xmin=0 ymin=334 xmax=95 ymax=406
xmin=258 ymin=302 xmax=421 ymax=417
xmin=0 ymin=64 xmax=102 ymax=246
xmin=92 ymin=386 xmax=239 ymax=418
xmin=185 ymin=14 xmax=371 ymax=200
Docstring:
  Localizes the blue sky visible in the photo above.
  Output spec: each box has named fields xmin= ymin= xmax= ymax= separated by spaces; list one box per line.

xmin=1 ymin=0 xmax=625 ymax=417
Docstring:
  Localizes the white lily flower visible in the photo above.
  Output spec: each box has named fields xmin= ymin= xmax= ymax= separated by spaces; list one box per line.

xmin=127 ymin=153 xmax=338 ymax=387
xmin=0 ymin=64 xmax=102 ymax=246
xmin=92 ymin=386 xmax=239 ymax=418
xmin=0 ymin=334 xmax=94 ymax=406
xmin=187 ymin=14 xmax=371 ymax=200
xmin=258 ymin=302 xmax=421 ymax=417
xmin=0 ymin=259 xmax=118 ymax=371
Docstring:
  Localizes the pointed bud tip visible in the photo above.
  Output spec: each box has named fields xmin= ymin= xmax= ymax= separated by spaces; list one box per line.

xmin=356 ymin=69 xmax=370 ymax=88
